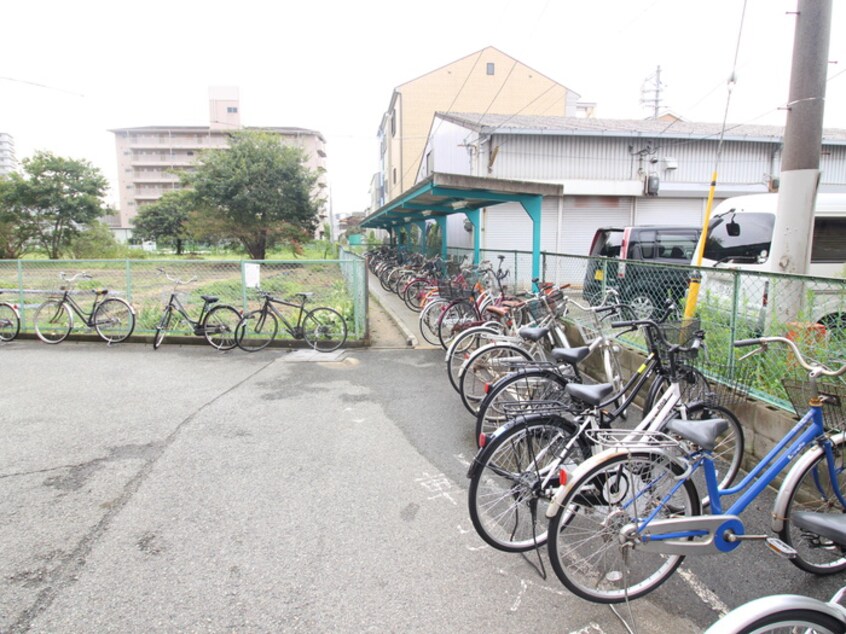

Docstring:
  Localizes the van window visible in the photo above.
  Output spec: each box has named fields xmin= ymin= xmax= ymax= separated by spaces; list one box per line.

xmin=812 ymin=217 xmax=846 ymax=263
xmin=703 ymin=212 xmax=774 ymax=263
xmin=633 ymin=230 xmax=657 ymax=259
xmin=656 ymin=231 xmax=698 ymax=261
xmin=591 ymin=230 xmax=623 ymax=257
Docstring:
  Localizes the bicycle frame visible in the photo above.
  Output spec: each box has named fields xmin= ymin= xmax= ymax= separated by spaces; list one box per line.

xmin=165 ymin=293 xmax=211 ymax=332
xmin=54 ymin=290 xmax=107 ymax=326
xmin=257 ymin=294 xmax=310 ymax=338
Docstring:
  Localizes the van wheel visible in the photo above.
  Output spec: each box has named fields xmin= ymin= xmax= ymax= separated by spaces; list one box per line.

xmin=627 ymin=293 xmax=658 ymax=320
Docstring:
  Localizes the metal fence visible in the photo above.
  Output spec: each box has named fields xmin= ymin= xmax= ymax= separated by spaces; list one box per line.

xmin=0 ymin=254 xmax=367 ymax=343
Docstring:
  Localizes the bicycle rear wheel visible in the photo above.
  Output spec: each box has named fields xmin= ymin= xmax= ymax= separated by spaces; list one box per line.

xmin=153 ymin=306 xmax=172 ymax=350
xmin=437 ymin=299 xmax=478 ymax=349
xmin=34 ymin=300 xmax=72 ymax=344
xmin=706 ymin=602 xmax=846 ymax=634
xmin=237 ymin=309 xmax=279 ymax=352
xmin=458 ymin=343 xmax=533 ymax=415
xmin=202 ymin=305 xmax=241 ymax=350
xmin=468 ymin=415 xmax=590 ymax=552
xmin=547 ymin=450 xmax=701 ymax=603
xmin=93 ymin=298 xmax=136 ymax=344
xmin=303 ymin=307 xmax=347 ymax=352
xmin=779 ymin=438 xmax=846 ymax=575
xmin=0 ymin=302 xmax=21 ymax=341
xmin=446 ymin=325 xmax=500 ymax=393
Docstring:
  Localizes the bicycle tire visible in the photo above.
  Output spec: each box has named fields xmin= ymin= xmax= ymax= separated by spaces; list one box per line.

xmin=34 ymin=300 xmax=73 ymax=344
xmin=419 ymin=298 xmax=449 ymax=346
xmin=547 ymin=449 xmax=701 ymax=603
xmin=445 ymin=325 xmax=500 ymax=393
xmin=237 ymin=309 xmax=279 ymax=352
xmin=303 ymin=307 xmax=348 ymax=352
xmin=708 ymin=604 xmax=846 ymax=634
xmin=437 ymin=299 xmax=478 ymax=349
xmin=202 ymin=304 xmax=241 ymax=350
xmin=402 ymin=279 xmax=428 ymax=312
xmin=458 ymin=343 xmax=534 ymax=416
xmin=475 ymin=368 xmax=574 ymax=445
xmin=0 ymin=302 xmax=21 ymax=342
xmin=153 ymin=306 xmax=172 ymax=350
xmin=685 ymin=402 xmax=745 ymax=493
xmin=93 ymin=297 xmax=136 ymax=344
xmin=468 ymin=414 xmax=591 ymax=552
xmin=779 ymin=436 xmax=846 ymax=575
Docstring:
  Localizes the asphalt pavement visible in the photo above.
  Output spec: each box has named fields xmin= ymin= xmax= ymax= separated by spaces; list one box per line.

xmin=0 ymin=281 xmax=841 ymax=633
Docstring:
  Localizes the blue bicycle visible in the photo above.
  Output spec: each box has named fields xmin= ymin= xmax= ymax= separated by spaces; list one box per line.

xmin=545 ymin=335 xmax=846 ymax=603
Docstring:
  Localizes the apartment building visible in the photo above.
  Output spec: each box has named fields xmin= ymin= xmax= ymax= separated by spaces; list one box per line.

xmin=110 ymin=88 xmax=328 ymax=231
xmin=0 ymin=133 xmax=16 ymax=176
xmin=374 ymin=46 xmax=591 ymax=208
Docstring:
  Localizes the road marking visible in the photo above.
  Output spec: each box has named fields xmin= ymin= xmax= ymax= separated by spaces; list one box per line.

xmin=677 ymin=567 xmax=729 ymax=616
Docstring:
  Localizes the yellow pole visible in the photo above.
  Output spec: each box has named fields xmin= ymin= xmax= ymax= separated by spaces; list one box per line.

xmin=684 ymin=170 xmax=718 ymax=319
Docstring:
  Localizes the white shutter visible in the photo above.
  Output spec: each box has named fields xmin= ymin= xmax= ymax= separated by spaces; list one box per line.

xmin=559 ymin=196 xmax=631 ymax=256
xmin=635 ymin=198 xmax=703 ymax=226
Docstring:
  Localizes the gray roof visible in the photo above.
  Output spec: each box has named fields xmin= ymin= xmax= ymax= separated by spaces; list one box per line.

xmin=436 ymin=112 xmax=846 ymax=144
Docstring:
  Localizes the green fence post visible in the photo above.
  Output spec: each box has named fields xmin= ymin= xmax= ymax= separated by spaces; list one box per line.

xmin=17 ymin=259 xmax=25 ymax=331
xmin=125 ymin=259 xmax=132 ymax=302
xmin=729 ymin=270 xmax=740 ymax=372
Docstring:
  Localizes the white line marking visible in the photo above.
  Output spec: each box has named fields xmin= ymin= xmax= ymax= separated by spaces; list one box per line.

xmin=677 ymin=567 xmax=730 ymax=616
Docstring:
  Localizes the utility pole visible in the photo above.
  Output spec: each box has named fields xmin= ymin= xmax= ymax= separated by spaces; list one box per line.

xmin=641 ymin=66 xmax=664 ymax=118
xmin=768 ymin=0 xmax=832 ymax=279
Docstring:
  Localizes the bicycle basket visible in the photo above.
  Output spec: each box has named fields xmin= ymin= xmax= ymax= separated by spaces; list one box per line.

xmin=526 ymin=298 xmax=550 ymax=322
xmin=437 ymin=279 xmax=473 ymax=301
xmin=691 ymin=360 xmax=753 ymax=409
xmin=781 ymin=378 xmax=846 ymax=431
xmin=647 ymin=318 xmax=701 ymax=369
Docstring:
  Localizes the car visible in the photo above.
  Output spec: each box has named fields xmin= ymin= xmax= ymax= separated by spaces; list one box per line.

xmin=583 ymin=225 xmax=701 ymax=318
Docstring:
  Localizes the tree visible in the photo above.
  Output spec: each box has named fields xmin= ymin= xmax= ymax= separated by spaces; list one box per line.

xmin=132 ymin=190 xmax=194 ymax=255
xmin=185 ymin=130 xmax=321 ymax=260
xmin=0 ymin=177 xmax=38 ymax=259
xmin=7 ymin=152 xmax=108 ymax=259
xmin=67 ymin=221 xmax=128 ymax=259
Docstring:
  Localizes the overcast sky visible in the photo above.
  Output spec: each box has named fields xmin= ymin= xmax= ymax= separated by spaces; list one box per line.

xmin=1 ymin=0 xmax=844 ymax=216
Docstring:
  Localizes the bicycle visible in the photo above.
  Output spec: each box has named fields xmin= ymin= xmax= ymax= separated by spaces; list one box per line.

xmin=236 ymin=289 xmax=348 ymax=353
xmin=153 ymin=269 xmax=241 ymax=350
xmin=544 ymin=335 xmax=846 ymax=604
xmin=466 ymin=317 xmax=741 ymax=554
xmin=33 ymin=272 xmax=136 ymax=344
xmin=705 ymin=515 xmax=846 ymax=633
xmin=0 ymin=292 xmax=21 ymax=342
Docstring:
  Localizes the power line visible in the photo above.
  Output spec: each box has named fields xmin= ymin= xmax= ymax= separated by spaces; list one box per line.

xmin=0 ymin=75 xmax=85 ymax=97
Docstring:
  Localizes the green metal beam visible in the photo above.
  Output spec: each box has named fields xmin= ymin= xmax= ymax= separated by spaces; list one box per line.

xmin=520 ymin=196 xmax=543 ymax=290
xmin=465 ymin=209 xmax=481 ymax=265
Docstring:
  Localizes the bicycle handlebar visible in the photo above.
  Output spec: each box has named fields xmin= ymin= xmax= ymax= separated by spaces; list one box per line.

xmin=59 ymin=272 xmax=92 ymax=282
xmin=734 ymin=336 xmax=846 ymax=378
xmin=157 ymin=268 xmax=197 ymax=286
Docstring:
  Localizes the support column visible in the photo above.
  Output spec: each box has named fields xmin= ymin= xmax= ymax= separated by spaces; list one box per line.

xmin=414 ymin=220 xmax=427 ymax=254
xmin=464 ymin=209 xmax=481 ymax=265
xmin=436 ymin=216 xmax=448 ymax=263
xmin=520 ymin=196 xmax=543 ymax=291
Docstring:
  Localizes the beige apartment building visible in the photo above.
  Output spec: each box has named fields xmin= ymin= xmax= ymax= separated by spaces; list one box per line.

xmin=110 ymin=88 xmax=328 ymax=232
xmin=374 ymin=46 xmax=592 ymax=208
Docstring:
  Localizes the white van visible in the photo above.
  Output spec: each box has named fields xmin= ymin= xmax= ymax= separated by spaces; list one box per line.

xmin=693 ymin=192 xmax=846 ymax=332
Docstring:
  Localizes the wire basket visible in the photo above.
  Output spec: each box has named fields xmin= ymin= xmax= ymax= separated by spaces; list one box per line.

xmin=437 ymin=279 xmax=473 ymax=301
xmin=500 ymin=399 xmax=571 ymax=417
xmin=646 ymin=318 xmax=701 ymax=369
xmin=691 ymin=361 xmax=753 ymax=409
xmin=781 ymin=378 xmax=846 ymax=431
xmin=584 ymin=428 xmax=683 ymax=450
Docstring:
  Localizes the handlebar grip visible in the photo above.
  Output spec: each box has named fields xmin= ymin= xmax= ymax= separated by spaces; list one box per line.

xmin=734 ymin=338 xmax=762 ymax=348
xmin=611 ymin=320 xmax=635 ymax=329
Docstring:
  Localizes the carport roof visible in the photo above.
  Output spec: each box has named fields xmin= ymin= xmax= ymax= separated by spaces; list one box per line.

xmin=360 ymin=173 xmax=563 ymax=229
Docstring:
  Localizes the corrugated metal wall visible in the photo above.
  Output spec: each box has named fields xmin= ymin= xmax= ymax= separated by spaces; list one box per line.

xmin=634 ymin=198 xmax=704 ymax=225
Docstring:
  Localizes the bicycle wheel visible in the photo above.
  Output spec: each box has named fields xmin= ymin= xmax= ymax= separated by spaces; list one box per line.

xmin=202 ymin=305 xmax=241 ymax=350
xmin=403 ymin=279 xmax=429 ymax=312
xmin=468 ymin=415 xmax=591 ymax=552
xmin=153 ymin=306 xmax=172 ymax=350
xmin=418 ymin=298 xmax=449 ymax=346
xmin=0 ymin=302 xmax=21 ymax=342
xmin=34 ymin=300 xmax=72 ymax=344
xmin=458 ymin=343 xmax=533 ymax=416
xmin=643 ymin=366 xmax=711 ymax=414
xmin=437 ymin=300 xmax=478 ymax=349
xmin=548 ymin=449 xmax=701 ymax=603
xmin=779 ymin=439 xmax=846 ymax=575
xmin=93 ymin=298 xmax=136 ymax=344
xmin=475 ymin=369 xmax=574 ymax=444
xmin=708 ymin=603 xmax=846 ymax=634
xmin=303 ymin=307 xmax=348 ymax=352
xmin=446 ymin=326 xmax=500 ymax=393
xmin=237 ymin=309 xmax=279 ymax=352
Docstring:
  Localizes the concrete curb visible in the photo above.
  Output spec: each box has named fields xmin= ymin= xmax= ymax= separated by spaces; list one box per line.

xmin=368 ymin=288 xmax=418 ymax=348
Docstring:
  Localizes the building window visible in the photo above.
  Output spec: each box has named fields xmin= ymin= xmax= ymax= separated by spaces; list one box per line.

xmin=487 ymin=62 xmax=495 ymax=75
xmin=390 ymin=109 xmax=397 ymax=138
xmin=392 ymin=168 xmax=397 ymax=184
xmin=227 ymin=107 xmax=238 ymax=113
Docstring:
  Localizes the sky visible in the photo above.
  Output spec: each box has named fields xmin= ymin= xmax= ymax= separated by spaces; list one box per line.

xmin=1 ymin=0 xmax=845 ymax=216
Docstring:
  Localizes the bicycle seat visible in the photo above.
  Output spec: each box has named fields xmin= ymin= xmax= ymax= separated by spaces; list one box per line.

xmin=295 ymin=292 xmax=313 ymax=298
xmin=551 ymin=346 xmax=591 ymax=366
xmin=94 ymin=289 xmax=108 ymax=296
xmin=484 ymin=305 xmax=509 ymax=318
xmin=664 ymin=418 xmax=728 ymax=452
xmin=518 ymin=327 xmax=549 ymax=342
xmin=201 ymin=295 xmax=219 ymax=304
xmin=792 ymin=512 xmax=846 ymax=546
xmin=566 ymin=382 xmax=615 ymax=406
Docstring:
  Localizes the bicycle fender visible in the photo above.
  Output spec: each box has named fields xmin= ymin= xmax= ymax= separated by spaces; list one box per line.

xmin=703 ymin=594 xmax=846 ymax=633
xmin=771 ymin=431 xmax=846 ymax=533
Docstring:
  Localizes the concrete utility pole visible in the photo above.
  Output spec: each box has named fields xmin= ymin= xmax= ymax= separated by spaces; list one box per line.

xmin=768 ymin=0 xmax=833 ymax=278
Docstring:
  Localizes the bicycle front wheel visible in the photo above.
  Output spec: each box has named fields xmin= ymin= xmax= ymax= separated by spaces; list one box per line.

xmin=458 ymin=344 xmax=533 ymax=416
xmin=93 ymin=298 xmax=136 ymax=344
xmin=706 ymin=601 xmax=846 ymax=634
xmin=779 ymin=439 xmax=846 ymax=575
xmin=548 ymin=450 xmax=701 ymax=603
xmin=0 ymin=302 xmax=21 ymax=341
xmin=468 ymin=415 xmax=590 ymax=552
xmin=153 ymin=306 xmax=172 ymax=350
xmin=446 ymin=325 xmax=500 ymax=393
xmin=202 ymin=305 xmax=241 ymax=350
xmin=437 ymin=299 xmax=478 ymax=349
xmin=303 ymin=307 xmax=347 ymax=352
xmin=237 ymin=309 xmax=279 ymax=352
xmin=34 ymin=300 xmax=72 ymax=344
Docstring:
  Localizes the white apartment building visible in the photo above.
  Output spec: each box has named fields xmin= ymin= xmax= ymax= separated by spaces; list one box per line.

xmin=0 ymin=133 xmax=17 ymax=176
xmin=110 ymin=88 xmax=328 ymax=231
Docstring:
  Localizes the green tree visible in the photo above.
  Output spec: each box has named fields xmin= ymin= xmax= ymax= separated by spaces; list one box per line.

xmin=132 ymin=190 xmax=194 ymax=255
xmin=0 ymin=177 xmax=38 ymax=259
xmin=185 ymin=130 xmax=321 ymax=260
xmin=7 ymin=152 xmax=108 ymax=259
xmin=67 ymin=221 xmax=129 ymax=259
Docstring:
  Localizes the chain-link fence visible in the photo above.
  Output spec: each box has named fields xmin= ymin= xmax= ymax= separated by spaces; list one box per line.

xmin=0 ymin=255 xmax=367 ymax=344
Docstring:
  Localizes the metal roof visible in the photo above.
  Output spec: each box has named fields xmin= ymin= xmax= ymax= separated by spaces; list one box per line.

xmin=360 ymin=172 xmax=563 ymax=229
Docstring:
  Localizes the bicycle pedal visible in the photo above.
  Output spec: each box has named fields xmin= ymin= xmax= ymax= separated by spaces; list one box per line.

xmin=765 ymin=537 xmax=797 ymax=559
